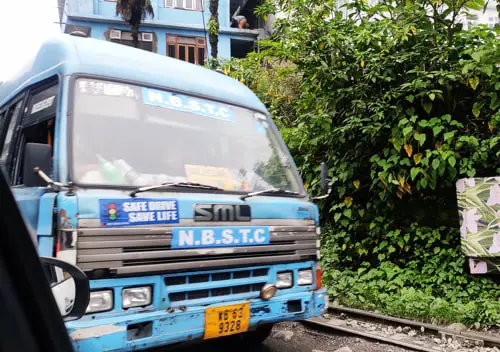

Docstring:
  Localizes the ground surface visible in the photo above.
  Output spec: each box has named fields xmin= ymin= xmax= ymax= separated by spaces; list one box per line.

xmin=158 ymin=322 xmax=411 ymax=352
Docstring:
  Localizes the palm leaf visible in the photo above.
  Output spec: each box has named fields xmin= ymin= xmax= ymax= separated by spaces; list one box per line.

xmin=115 ymin=0 xmax=155 ymax=48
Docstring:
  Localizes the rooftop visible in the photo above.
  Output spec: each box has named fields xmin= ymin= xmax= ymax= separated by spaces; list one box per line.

xmin=0 ymin=34 xmax=266 ymax=112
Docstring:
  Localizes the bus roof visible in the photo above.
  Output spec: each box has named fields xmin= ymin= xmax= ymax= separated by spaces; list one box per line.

xmin=0 ymin=34 xmax=266 ymax=112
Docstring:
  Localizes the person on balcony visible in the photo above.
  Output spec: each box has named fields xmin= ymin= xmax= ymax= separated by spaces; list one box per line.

xmin=231 ymin=15 xmax=249 ymax=29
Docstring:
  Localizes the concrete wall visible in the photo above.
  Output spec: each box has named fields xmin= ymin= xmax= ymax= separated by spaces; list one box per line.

xmin=336 ymin=0 xmax=499 ymax=28
xmin=65 ymin=0 xmax=94 ymax=16
xmin=464 ymin=0 xmax=499 ymax=28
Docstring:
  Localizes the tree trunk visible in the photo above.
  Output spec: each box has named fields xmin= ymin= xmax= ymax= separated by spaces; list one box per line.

xmin=209 ymin=0 xmax=219 ymax=60
xmin=132 ymin=24 xmax=140 ymax=48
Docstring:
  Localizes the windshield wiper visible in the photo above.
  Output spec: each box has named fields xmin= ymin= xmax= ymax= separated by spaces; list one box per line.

xmin=240 ymin=188 xmax=303 ymax=201
xmin=130 ymin=182 xmax=223 ymax=197
xmin=33 ymin=167 xmax=74 ymax=195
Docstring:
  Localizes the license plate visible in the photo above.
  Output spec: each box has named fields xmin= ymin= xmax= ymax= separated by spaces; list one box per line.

xmin=204 ymin=303 xmax=250 ymax=339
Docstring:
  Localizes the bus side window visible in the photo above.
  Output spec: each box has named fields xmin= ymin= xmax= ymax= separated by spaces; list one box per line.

xmin=14 ymin=81 xmax=58 ymax=186
xmin=0 ymin=110 xmax=5 ymax=149
xmin=15 ymin=118 xmax=56 ymax=186
xmin=0 ymin=100 xmax=24 ymax=178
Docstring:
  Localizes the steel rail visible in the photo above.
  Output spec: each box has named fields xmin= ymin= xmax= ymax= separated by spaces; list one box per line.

xmin=303 ymin=305 xmax=500 ymax=352
xmin=328 ymin=305 xmax=500 ymax=348
xmin=304 ymin=317 xmax=435 ymax=351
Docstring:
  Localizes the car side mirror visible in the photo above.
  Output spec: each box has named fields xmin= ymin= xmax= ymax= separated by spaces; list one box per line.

xmin=23 ymin=143 xmax=52 ymax=187
xmin=40 ymin=257 xmax=90 ymax=322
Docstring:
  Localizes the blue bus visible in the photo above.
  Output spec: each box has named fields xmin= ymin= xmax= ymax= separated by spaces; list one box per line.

xmin=0 ymin=34 xmax=327 ymax=351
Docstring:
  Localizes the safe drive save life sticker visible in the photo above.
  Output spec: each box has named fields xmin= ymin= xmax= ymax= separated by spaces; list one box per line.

xmin=99 ymin=198 xmax=179 ymax=227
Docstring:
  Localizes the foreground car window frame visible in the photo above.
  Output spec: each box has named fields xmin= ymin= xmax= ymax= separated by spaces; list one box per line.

xmin=0 ymin=168 xmax=75 ymax=352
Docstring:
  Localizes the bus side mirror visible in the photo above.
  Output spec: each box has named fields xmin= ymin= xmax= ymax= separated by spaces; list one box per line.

xmin=23 ymin=143 xmax=52 ymax=187
xmin=40 ymin=257 xmax=90 ymax=322
xmin=311 ymin=161 xmax=332 ymax=201
xmin=320 ymin=162 xmax=328 ymax=194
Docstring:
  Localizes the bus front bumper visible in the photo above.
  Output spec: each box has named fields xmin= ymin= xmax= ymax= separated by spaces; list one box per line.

xmin=67 ymin=289 xmax=327 ymax=352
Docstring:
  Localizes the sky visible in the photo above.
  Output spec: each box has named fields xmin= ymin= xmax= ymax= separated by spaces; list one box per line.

xmin=0 ymin=0 xmax=60 ymax=82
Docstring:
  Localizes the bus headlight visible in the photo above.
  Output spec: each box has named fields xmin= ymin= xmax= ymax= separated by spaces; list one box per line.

xmin=298 ymin=269 xmax=313 ymax=285
xmin=122 ymin=286 xmax=152 ymax=309
xmin=86 ymin=290 xmax=113 ymax=313
xmin=260 ymin=284 xmax=277 ymax=300
xmin=276 ymin=272 xmax=293 ymax=289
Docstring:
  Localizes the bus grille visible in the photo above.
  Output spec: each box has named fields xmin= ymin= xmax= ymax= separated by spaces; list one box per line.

xmin=72 ymin=219 xmax=317 ymax=276
xmin=164 ymin=267 xmax=269 ymax=306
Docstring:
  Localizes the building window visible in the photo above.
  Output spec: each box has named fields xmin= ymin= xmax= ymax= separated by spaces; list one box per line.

xmin=165 ymin=0 xmax=203 ymax=11
xmin=167 ymin=35 xmax=206 ymax=65
xmin=109 ymin=30 xmax=154 ymax=52
xmin=488 ymin=16 xmax=499 ymax=28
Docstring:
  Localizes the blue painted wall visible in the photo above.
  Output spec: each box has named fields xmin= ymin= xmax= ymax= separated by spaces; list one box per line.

xmin=79 ymin=0 xmax=231 ymax=30
xmin=66 ymin=19 xmax=236 ymax=59
xmin=64 ymin=0 xmax=258 ymax=60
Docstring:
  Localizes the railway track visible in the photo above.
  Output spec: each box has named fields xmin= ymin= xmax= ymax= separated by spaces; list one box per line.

xmin=304 ymin=305 xmax=500 ymax=352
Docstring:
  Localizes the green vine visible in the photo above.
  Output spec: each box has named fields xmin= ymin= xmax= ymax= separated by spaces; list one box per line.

xmin=208 ymin=17 xmax=219 ymax=37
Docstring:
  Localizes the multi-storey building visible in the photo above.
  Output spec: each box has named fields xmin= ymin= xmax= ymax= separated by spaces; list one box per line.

xmin=59 ymin=0 xmax=273 ymax=64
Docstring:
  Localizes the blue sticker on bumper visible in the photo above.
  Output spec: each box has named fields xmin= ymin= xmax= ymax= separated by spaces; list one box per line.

xmin=99 ymin=198 xmax=179 ymax=227
xmin=171 ymin=226 xmax=270 ymax=249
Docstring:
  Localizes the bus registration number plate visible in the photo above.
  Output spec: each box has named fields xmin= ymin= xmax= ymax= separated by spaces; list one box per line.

xmin=204 ymin=303 xmax=250 ymax=339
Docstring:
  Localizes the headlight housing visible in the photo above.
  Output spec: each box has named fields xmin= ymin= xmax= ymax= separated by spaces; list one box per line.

xmin=260 ymin=284 xmax=277 ymax=300
xmin=122 ymin=286 xmax=152 ymax=309
xmin=86 ymin=290 xmax=113 ymax=313
xmin=298 ymin=269 xmax=314 ymax=286
xmin=276 ymin=271 xmax=293 ymax=289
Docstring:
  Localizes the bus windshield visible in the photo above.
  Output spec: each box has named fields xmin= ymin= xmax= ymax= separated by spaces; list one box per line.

xmin=71 ymin=78 xmax=303 ymax=193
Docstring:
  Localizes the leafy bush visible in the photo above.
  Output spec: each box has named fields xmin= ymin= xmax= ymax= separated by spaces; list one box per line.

xmin=323 ymin=229 xmax=500 ymax=326
xmin=222 ymin=0 xmax=500 ymax=326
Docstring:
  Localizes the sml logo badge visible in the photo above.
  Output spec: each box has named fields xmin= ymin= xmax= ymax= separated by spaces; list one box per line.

xmin=107 ymin=203 xmax=118 ymax=221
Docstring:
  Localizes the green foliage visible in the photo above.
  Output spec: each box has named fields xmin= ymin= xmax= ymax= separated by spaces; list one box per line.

xmin=323 ymin=227 xmax=500 ymax=326
xmin=208 ymin=0 xmax=219 ymax=59
xmin=208 ymin=17 xmax=219 ymax=37
xmin=254 ymin=1 xmax=276 ymax=21
xmin=223 ymin=0 xmax=500 ymax=326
